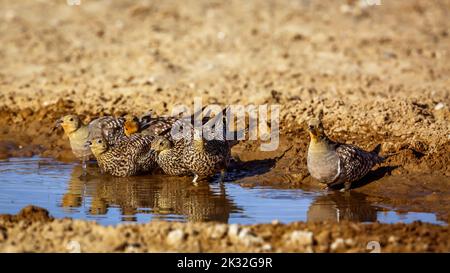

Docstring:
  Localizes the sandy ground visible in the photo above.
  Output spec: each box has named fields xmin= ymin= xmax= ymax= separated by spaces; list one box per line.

xmin=0 ymin=0 xmax=449 ymax=252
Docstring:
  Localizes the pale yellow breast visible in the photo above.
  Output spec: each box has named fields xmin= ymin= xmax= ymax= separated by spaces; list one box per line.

xmin=307 ymin=141 xmax=340 ymax=184
xmin=68 ymin=126 xmax=91 ymax=159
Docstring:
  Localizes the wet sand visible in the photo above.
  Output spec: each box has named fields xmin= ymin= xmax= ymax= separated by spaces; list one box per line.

xmin=0 ymin=0 xmax=449 ymax=252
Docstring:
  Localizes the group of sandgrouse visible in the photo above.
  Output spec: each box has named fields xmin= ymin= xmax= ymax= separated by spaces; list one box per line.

xmin=54 ymin=108 xmax=384 ymax=191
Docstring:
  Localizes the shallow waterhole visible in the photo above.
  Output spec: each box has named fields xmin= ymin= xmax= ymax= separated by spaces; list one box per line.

xmin=0 ymin=157 xmax=445 ymax=226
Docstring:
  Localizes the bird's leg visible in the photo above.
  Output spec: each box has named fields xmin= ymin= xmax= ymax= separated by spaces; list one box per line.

xmin=340 ymin=181 xmax=352 ymax=192
xmin=219 ymin=180 xmax=226 ymax=196
xmin=192 ymin=174 xmax=199 ymax=186
xmin=81 ymin=159 xmax=87 ymax=176
xmin=219 ymin=169 xmax=226 ymax=183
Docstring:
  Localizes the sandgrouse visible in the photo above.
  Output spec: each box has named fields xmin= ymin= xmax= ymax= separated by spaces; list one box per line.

xmin=54 ymin=114 xmax=129 ymax=171
xmin=88 ymin=134 xmax=158 ymax=177
xmin=151 ymin=110 xmax=236 ymax=184
xmin=307 ymin=117 xmax=384 ymax=191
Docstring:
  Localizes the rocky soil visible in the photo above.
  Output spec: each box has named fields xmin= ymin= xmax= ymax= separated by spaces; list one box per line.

xmin=0 ymin=206 xmax=448 ymax=253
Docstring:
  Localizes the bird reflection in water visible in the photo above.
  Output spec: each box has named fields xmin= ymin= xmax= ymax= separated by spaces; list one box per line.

xmin=61 ymin=164 xmax=239 ymax=223
xmin=307 ymin=191 xmax=378 ymax=223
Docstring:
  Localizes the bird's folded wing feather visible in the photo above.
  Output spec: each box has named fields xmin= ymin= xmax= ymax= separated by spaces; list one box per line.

xmin=335 ymin=144 xmax=374 ymax=182
xmin=88 ymin=116 xmax=126 ymax=145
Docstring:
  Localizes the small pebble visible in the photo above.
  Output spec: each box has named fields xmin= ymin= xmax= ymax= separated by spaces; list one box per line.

xmin=330 ymin=238 xmax=345 ymax=251
xmin=434 ymin=102 xmax=445 ymax=110
xmin=166 ymin=229 xmax=185 ymax=245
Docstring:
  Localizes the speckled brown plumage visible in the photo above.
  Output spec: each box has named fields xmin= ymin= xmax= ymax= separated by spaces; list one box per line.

xmin=140 ymin=116 xmax=178 ymax=137
xmin=151 ymin=137 xmax=191 ymax=176
xmin=88 ymin=116 xmax=128 ymax=146
xmin=89 ymin=134 xmax=158 ymax=177
xmin=183 ymin=138 xmax=231 ymax=182
xmin=128 ymin=107 xmax=208 ymax=138
xmin=151 ymin=118 xmax=232 ymax=183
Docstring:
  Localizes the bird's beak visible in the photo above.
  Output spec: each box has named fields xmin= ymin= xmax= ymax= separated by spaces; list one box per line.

xmin=307 ymin=125 xmax=318 ymax=141
xmin=52 ymin=119 xmax=63 ymax=132
xmin=86 ymin=141 xmax=92 ymax=147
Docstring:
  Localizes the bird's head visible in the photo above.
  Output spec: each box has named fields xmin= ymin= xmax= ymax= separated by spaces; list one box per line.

xmin=307 ymin=118 xmax=326 ymax=142
xmin=53 ymin=115 xmax=81 ymax=134
xmin=151 ymin=136 xmax=173 ymax=153
xmin=87 ymin=137 xmax=108 ymax=155
xmin=123 ymin=114 xmax=140 ymax=136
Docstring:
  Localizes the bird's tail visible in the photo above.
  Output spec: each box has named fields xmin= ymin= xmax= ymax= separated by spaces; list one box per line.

xmin=370 ymin=144 xmax=382 ymax=155
xmin=370 ymin=144 xmax=385 ymax=164
xmin=371 ymin=143 xmax=404 ymax=165
xmin=139 ymin=110 xmax=154 ymax=125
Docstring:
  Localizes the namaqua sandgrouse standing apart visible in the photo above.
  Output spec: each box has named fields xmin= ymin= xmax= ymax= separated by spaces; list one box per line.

xmin=307 ymin=116 xmax=384 ymax=191
xmin=88 ymin=134 xmax=158 ymax=177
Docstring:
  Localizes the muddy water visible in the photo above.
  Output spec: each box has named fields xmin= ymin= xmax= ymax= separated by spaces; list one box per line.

xmin=0 ymin=157 xmax=445 ymax=225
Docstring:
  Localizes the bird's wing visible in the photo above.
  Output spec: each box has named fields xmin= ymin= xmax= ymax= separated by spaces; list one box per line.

xmin=335 ymin=144 xmax=377 ymax=182
xmin=145 ymin=106 xmax=233 ymax=142
xmin=139 ymin=110 xmax=154 ymax=124
xmin=88 ymin=116 xmax=126 ymax=145
xmin=139 ymin=106 xmax=207 ymax=137
xmin=195 ymin=106 xmax=231 ymax=141
xmin=140 ymin=116 xmax=177 ymax=137
xmin=168 ymin=119 xmax=199 ymax=144
xmin=128 ymin=134 xmax=153 ymax=151
xmin=126 ymin=135 xmax=155 ymax=165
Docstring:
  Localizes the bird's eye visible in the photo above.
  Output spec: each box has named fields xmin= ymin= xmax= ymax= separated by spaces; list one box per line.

xmin=98 ymin=140 xmax=102 ymax=144
xmin=69 ymin=118 xmax=74 ymax=122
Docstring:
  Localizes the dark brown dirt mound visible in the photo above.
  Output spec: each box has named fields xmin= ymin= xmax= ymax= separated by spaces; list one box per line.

xmin=0 ymin=205 xmax=53 ymax=223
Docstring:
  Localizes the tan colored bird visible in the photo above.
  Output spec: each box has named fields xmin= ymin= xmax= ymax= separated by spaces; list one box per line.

xmin=53 ymin=115 xmax=91 ymax=169
xmin=53 ymin=114 xmax=128 ymax=172
xmin=307 ymin=115 xmax=384 ymax=191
